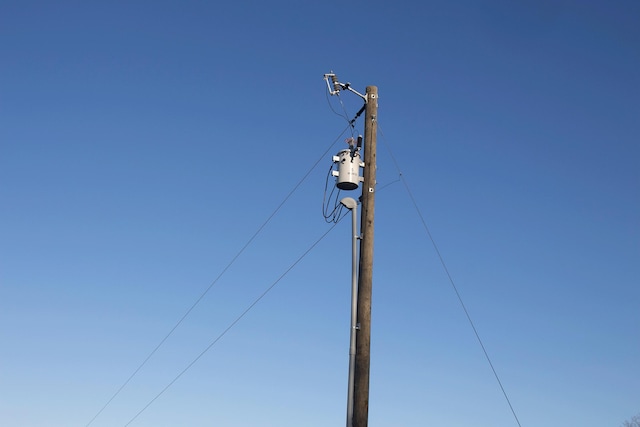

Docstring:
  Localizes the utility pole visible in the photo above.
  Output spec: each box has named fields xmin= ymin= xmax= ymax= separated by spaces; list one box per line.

xmin=353 ymin=85 xmax=378 ymax=427
xmin=323 ymin=74 xmax=378 ymax=427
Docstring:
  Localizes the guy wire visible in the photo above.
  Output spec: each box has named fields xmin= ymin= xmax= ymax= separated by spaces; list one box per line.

xmin=85 ymin=124 xmax=352 ymax=426
xmin=377 ymin=124 xmax=523 ymax=427
xmin=122 ymin=216 xmax=346 ymax=426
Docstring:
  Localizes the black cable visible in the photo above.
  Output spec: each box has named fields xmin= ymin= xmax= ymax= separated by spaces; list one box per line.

xmin=85 ymin=124 xmax=353 ymax=427
xmin=323 ymin=162 xmax=347 ymax=223
xmin=377 ymin=124 xmax=523 ymax=427
xmin=322 ymin=163 xmax=337 ymax=220
xmin=122 ymin=217 xmax=345 ymax=426
xmin=349 ymin=104 xmax=366 ymax=128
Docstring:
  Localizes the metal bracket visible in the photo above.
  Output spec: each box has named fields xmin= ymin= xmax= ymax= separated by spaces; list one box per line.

xmin=324 ymin=73 xmax=367 ymax=101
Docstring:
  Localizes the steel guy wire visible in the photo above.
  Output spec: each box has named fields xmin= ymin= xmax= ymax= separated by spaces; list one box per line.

xmin=84 ymin=124 xmax=353 ymax=427
xmin=122 ymin=216 xmax=346 ymax=426
xmin=377 ymin=123 xmax=523 ymax=427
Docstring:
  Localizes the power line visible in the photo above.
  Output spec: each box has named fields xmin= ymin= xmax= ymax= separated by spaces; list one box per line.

xmin=324 ymin=86 xmax=362 ymax=138
xmin=377 ymin=124 xmax=523 ymax=427
xmin=122 ymin=216 xmax=346 ymax=426
xmin=85 ymin=125 xmax=352 ymax=426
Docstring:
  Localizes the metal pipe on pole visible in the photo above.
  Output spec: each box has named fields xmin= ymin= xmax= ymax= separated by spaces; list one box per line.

xmin=353 ymin=85 xmax=378 ymax=427
xmin=340 ymin=197 xmax=359 ymax=427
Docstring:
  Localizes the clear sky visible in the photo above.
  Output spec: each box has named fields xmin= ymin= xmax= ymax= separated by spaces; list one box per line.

xmin=1 ymin=1 xmax=638 ymax=426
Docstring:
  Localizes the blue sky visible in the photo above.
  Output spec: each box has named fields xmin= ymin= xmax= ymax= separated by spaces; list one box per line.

xmin=1 ymin=1 xmax=638 ymax=426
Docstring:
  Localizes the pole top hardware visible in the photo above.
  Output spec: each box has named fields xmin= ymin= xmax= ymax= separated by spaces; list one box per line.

xmin=324 ymin=72 xmax=367 ymax=101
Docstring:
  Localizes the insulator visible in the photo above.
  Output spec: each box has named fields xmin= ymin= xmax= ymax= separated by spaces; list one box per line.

xmin=331 ymin=74 xmax=340 ymax=93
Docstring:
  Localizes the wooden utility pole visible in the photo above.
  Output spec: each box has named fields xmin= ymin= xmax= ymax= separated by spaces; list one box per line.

xmin=353 ymin=85 xmax=378 ymax=427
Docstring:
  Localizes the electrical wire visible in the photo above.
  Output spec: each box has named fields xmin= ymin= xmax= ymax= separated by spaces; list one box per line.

xmin=377 ymin=123 xmax=523 ymax=427
xmin=325 ymin=87 xmax=349 ymax=123
xmin=322 ymin=88 xmax=365 ymax=223
xmin=324 ymin=87 xmax=361 ymax=138
xmin=122 ymin=215 xmax=346 ymax=426
xmin=322 ymin=82 xmax=369 ymax=224
xmin=84 ymin=124 xmax=353 ymax=427
xmin=322 ymin=162 xmax=344 ymax=223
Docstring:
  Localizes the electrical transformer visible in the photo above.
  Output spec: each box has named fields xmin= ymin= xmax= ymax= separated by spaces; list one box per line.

xmin=332 ymin=149 xmax=364 ymax=191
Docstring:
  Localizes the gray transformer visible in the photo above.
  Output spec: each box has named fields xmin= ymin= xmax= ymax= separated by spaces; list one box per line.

xmin=332 ymin=149 xmax=365 ymax=190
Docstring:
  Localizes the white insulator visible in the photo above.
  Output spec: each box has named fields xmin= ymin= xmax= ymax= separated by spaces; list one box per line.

xmin=333 ymin=149 xmax=364 ymax=191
